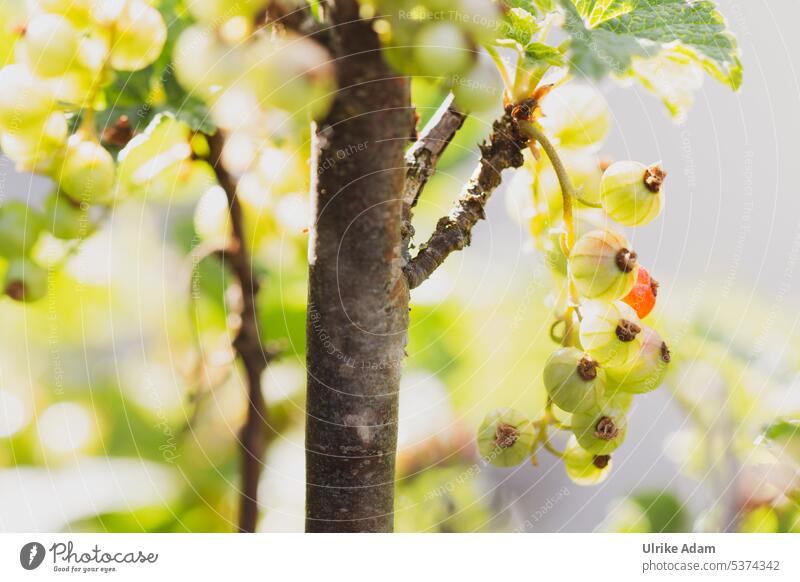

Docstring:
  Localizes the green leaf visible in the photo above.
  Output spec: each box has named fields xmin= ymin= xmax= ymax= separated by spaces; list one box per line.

xmin=524 ymin=42 xmax=565 ymax=67
xmin=599 ymin=0 xmax=742 ymax=90
xmin=500 ymin=7 xmax=541 ymax=47
xmin=572 ymin=0 xmax=638 ymax=27
xmin=562 ymin=0 xmax=741 ymax=90
xmin=627 ymin=50 xmax=703 ymax=121
xmin=562 ymin=1 xmax=645 ymax=77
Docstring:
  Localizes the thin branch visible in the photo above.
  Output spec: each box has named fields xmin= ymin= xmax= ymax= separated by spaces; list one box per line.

xmin=207 ymin=131 xmax=270 ymax=533
xmin=403 ymin=94 xmax=467 ymax=209
xmin=403 ymin=107 xmax=529 ymax=289
xmin=401 ymin=94 xmax=467 ymax=258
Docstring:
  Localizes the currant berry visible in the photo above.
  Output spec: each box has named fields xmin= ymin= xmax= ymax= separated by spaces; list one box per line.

xmin=0 ymin=65 xmax=55 ymax=132
xmin=0 ymin=111 xmax=67 ymax=172
xmin=173 ymin=26 xmax=243 ymax=99
xmin=43 ymin=191 xmax=93 ymax=240
xmin=622 ymin=266 xmax=658 ymax=319
xmin=477 ymin=408 xmax=534 ymax=467
xmin=247 ymin=33 xmax=336 ymax=120
xmin=579 ymin=301 xmax=644 ymax=367
xmin=572 ymin=400 xmax=628 ymax=454
xmin=606 ymin=326 xmax=671 ymax=394
xmin=601 ymin=161 xmax=666 ymax=227
xmin=543 ymin=347 xmax=606 ymax=413
xmin=21 ymin=14 xmax=80 ymax=78
xmin=450 ymin=58 xmax=502 ymax=113
xmin=412 ymin=24 xmax=472 ymax=78
xmin=540 ymin=84 xmax=611 ymax=149
xmin=0 ymin=201 xmax=44 ymax=258
xmin=563 ymin=435 xmax=612 ymax=485
xmin=569 ymin=229 xmax=638 ymax=301
xmin=39 ymin=0 xmax=94 ymax=28
xmin=57 ymin=136 xmax=116 ymax=205
xmin=194 ymin=186 xmax=232 ymax=247
xmin=4 ymin=258 xmax=47 ymax=302
xmin=110 ymin=1 xmax=167 ymax=71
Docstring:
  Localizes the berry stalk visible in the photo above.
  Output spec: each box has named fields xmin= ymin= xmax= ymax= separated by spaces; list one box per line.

xmin=518 ymin=120 xmax=581 ymax=346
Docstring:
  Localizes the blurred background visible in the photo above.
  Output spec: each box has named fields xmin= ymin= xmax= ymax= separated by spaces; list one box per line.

xmin=1 ymin=0 xmax=800 ymax=533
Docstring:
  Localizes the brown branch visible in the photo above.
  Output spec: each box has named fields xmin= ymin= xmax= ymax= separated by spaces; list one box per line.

xmin=207 ymin=131 xmax=270 ymax=533
xmin=403 ymin=106 xmax=529 ymax=289
xmin=401 ymin=95 xmax=467 ymax=258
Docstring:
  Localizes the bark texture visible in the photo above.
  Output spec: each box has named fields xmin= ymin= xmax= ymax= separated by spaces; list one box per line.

xmin=401 ymin=94 xmax=467 ymax=259
xmin=305 ymin=0 xmax=414 ymax=532
xmin=404 ymin=108 xmax=529 ymax=289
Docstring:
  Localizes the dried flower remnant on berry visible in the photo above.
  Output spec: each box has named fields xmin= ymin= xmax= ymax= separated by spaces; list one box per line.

xmin=495 ymin=423 xmax=520 ymax=449
xmin=615 ymin=248 xmax=638 ymax=273
xmin=577 ymin=356 xmax=598 ymax=381
xmin=5 ymin=280 xmax=25 ymax=301
xmin=660 ymin=342 xmax=671 ymax=363
xmin=616 ymin=319 xmax=642 ymax=342
xmin=593 ymin=454 xmax=611 ymax=469
xmin=643 ymin=164 xmax=667 ymax=192
xmin=595 ymin=416 xmax=620 ymax=441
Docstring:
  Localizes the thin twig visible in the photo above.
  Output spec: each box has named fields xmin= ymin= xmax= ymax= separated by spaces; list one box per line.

xmin=403 ymin=94 xmax=467 ymax=209
xmin=402 ymin=94 xmax=467 ymax=258
xmin=207 ymin=131 xmax=270 ymax=533
xmin=402 ymin=106 xmax=529 ymax=289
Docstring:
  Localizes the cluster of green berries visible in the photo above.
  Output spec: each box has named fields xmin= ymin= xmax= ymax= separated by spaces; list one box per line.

xmin=374 ymin=0 xmax=503 ymax=112
xmin=0 ymin=1 xmax=170 ymax=303
xmin=479 ymin=84 xmax=672 ymax=485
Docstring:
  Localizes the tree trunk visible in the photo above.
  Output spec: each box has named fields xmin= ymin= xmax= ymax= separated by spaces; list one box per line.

xmin=304 ymin=0 xmax=414 ymax=532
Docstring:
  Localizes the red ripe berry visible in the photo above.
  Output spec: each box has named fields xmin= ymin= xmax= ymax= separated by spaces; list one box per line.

xmin=623 ymin=266 xmax=658 ymax=319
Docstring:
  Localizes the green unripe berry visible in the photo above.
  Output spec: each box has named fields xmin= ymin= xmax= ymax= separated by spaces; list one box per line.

xmin=572 ymin=401 xmax=628 ymax=454
xmin=0 ymin=201 xmax=44 ymax=258
xmin=0 ymin=111 xmax=68 ymax=173
xmin=22 ymin=14 xmax=80 ymax=78
xmin=569 ymin=229 xmax=638 ymax=301
xmin=450 ymin=59 xmax=502 ymax=113
xmin=412 ymin=24 xmax=472 ymax=78
xmin=109 ymin=1 xmax=168 ymax=72
xmin=477 ymin=407 xmax=534 ymax=467
xmin=43 ymin=191 xmax=93 ymax=240
xmin=4 ymin=258 xmax=48 ymax=302
xmin=601 ymin=161 xmax=666 ymax=227
xmin=247 ymin=33 xmax=336 ymax=121
xmin=0 ymin=65 xmax=55 ymax=132
xmin=58 ymin=137 xmax=116 ymax=205
xmin=606 ymin=326 xmax=671 ymax=394
xmin=39 ymin=0 xmax=94 ymax=28
xmin=579 ymin=301 xmax=644 ymax=368
xmin=563 ymin=435 xmax=612 ymax=485
xmin=540 ymin=84 xmax=611 ymax=149
xmin=543 ymin=347 xmax=606 ymax=413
